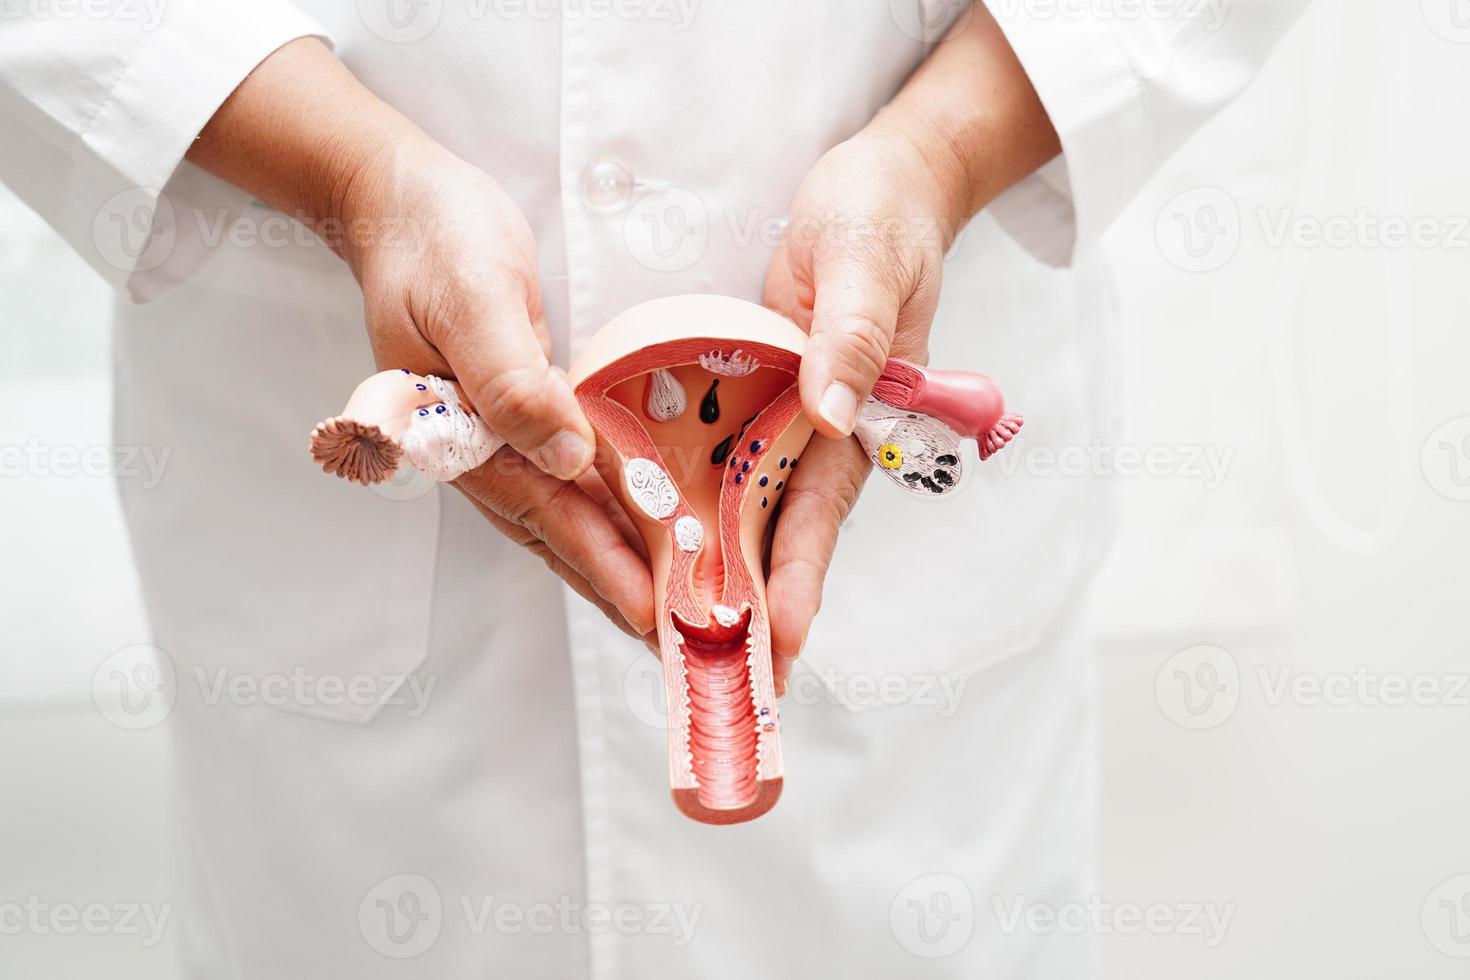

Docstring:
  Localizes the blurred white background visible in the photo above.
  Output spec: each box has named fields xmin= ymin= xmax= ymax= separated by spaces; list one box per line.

xmin=4 ymin=3 xmax=1470 ymax=977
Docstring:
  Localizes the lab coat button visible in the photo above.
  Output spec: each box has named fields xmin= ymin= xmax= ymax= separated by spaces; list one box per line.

xmin=580 ymin=159 xmax=634 ymax=212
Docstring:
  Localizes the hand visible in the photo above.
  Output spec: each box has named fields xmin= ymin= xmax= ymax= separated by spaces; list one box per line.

xmin=760 ymin=126 xmax=951 ymax=694
xmin=188 ymin=39 xmax=654 ymax=639
xmin=760 ymin=5 xmax=1061 ymax=693
xmin=341 ymin=139 xmax=656 ymax=640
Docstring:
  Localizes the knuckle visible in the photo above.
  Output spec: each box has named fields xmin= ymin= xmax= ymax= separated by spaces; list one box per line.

xmin=478 ymin=365 xmax=554 ymax=430
xmin=514 ymin=479 xmax=581 ymax=542
xmin=833 ymin=312 xmax=892 ymax=381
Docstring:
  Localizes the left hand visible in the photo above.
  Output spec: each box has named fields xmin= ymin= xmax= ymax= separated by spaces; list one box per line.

xmin=760 ymin=124 xmax=959 ymax=696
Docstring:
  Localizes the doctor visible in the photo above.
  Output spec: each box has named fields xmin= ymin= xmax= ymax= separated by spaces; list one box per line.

xmin=1 ymin=1 xmax=1310 ymax=976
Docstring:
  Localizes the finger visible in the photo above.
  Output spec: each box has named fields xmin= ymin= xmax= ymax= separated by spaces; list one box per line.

xmin=428 ymin=283 xmax=596 ymax=481
xmin=760 ymin=240 xmax=811 ymax=328
xmin=798 ymin=253 xmax=905 ymax=439
xmin=765 ymin=436 xmax=871 ymax=666
xmin=457 ymin=488 xmax=647 ymax=642
xmin=455 ymin=449 xmax=655 ymax=635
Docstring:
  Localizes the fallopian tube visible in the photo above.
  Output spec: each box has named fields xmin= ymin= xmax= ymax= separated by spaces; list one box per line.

xmin=309 ymin=295 xmax=1021 ymax=825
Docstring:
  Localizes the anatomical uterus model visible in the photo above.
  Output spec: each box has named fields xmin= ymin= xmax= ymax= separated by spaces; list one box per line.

xmin=310 ymin=294 xmax=1021 ymax=825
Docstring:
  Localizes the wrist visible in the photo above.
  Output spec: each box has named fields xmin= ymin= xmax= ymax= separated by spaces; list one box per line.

xmin=862 ymin=108 xmax=982 ymax=246
xmin=187 ymin=38 xmax=438 ymax=266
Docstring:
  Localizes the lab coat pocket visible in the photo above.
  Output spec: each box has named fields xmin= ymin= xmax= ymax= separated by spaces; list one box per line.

xmin=112 ymin=234 xmax=443 ymax=725
xmin=796 ymin=324 xmax=1108 ymax=713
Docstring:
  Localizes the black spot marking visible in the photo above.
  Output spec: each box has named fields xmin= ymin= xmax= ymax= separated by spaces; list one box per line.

xmin=933 ymin=469 xmax=954 ymax=486
xmin=711 ymin=434 xmax=735 ymax=466
xmin=919 ymin=476 xmax=944 ymax=494
xmin=902 ymin=473 xmax=922 ymax=483
xmin=936 ymin=454 xmax=959 ymax=467
xmin=699 ymin=380 xmax=720 ymax=424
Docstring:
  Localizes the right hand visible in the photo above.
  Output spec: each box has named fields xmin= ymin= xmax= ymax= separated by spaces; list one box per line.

xmin=338 ymin=139 xmax=655 ymax=640
xmin=188 ymin=38 xmax=653 ymax=640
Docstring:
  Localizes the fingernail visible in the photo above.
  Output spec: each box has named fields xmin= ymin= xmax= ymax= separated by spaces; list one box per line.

xmin=534 ymin=429 xmax=594 ymax=479
xmin=818 ymin=381 xmax=859 ymax=436
xmin=629 ymin=610 xmax=656 ymax=637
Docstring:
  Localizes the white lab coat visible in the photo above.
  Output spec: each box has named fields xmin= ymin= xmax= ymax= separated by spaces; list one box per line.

xmin=1 ymin=1 xmax=1311 ymax=976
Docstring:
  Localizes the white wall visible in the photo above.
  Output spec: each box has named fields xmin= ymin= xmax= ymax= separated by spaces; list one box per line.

xmin=2 ymin=3 xmax=1468 ymax=977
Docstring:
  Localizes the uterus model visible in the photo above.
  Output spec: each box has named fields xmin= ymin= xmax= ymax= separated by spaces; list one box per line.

xmin=310 ymin=295 xmax=1021 ymax=825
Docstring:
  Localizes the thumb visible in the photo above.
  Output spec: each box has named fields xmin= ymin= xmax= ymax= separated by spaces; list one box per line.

xmin=798 ymin=259 xmax=903 ymax=438
xmin=430 ymin=293 xmax=596 ymax=481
